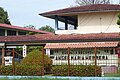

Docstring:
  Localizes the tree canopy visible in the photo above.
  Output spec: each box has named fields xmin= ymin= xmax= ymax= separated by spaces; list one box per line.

xmin=117 ymin=13 xmax=120 ymax=27
xmin=24 ymin=25 xmax=36 ymax=29
xmin=39 ymin=25 xmax=55 ymax=33
xmin=0 ymin=7 xmax=11 ymax=24
xmin=75 ymin=0 xmax=111 ymax=6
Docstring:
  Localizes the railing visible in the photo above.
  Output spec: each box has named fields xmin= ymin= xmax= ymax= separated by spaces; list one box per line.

xmin=0 ymin=47 xmax=119 ymax=77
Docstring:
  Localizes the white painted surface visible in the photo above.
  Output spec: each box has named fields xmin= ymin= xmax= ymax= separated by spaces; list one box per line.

xmin=46 ymin=49 xmax=50 ymax=55
xmin=23 ymin=45 xmax=27 ymax=57
xmin=4 ymin=56 xmax=13 ymax=66
xmin=78 ymin=12 xmax=120 ymax=33
xmin=55 ymin=12 xmax=120 ymax=34
xmin=6 ymin=46 xmax=17 ymax=48
xmin=48 ymin=48 xmax=118 ymax=66
xmin=5 ymin=29 xmax=7 ymax=36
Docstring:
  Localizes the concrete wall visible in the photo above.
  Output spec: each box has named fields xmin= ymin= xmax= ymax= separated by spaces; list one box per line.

xmin=77 ymin=12 xmax=120 ymax=33
xmin=55 ymin=12 xmax=120 ymax=34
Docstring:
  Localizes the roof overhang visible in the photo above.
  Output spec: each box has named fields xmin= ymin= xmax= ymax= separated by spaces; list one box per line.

xmin=45 ymin=42 xmax=119 ymax=49
xmin=39 ymin=4 xmax=120 ymax=25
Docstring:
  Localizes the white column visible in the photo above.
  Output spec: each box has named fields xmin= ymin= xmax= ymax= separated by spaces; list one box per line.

xmin=5 ymin=29 xmax=7 ymax=36
xmin=16 ymin=31 xmax=19 ymax=36
xmin=23 ymin=45 xmax=27 ymax=57
xmin=46 ymin=49 xmax=50 ymax=56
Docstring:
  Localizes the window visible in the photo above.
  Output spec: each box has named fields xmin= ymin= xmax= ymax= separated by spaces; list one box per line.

xmin=18 ymin=32 xmax=26 ymax=35
xmin=7 ymin=30 xmax=16 ymax=36
xmin=0 ymin=29 xmax=5 ymax=36
xmin=102 ymin=56 xmax=105 ymax=60
xmin=110 ymin=49 xmax=114 ymax=54
xmin=50 ymin=50 xmax=54 ymax=55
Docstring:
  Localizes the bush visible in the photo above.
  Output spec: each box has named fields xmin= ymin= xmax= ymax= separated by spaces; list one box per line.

xmin=52 ymin=65 xmax=101 ymax=76
xmin=0 ymin=65 xmax=13 ymax=75
xmin=0 ymin=64 xmax=42 ymax=76
xmin=21 ymin=49 xmax=52 ymax=67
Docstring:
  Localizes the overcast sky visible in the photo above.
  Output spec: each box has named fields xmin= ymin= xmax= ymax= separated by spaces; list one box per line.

xmin=0 ymin=0 xmax=119 ymax=29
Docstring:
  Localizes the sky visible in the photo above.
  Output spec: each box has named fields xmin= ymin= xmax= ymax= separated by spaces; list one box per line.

xmin=0 ymin=0 xmax=119 ymax=29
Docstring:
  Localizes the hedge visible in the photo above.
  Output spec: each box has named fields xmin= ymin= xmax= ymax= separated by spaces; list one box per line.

xmin=0 ymin=64 xmax=42 ymax=76
xmin=21 ymin=49 xmax=52 ymax=67
xmin=52 ymin=65 xmax=101 ymax=76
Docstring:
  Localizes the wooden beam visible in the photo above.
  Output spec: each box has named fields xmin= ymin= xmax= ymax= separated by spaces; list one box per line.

xmin=12 ymin=48 xmax=15 ymax=75
xmin=94 ymin=47 xmax=97 ymax=76
xmin=68 ymin=47 xmax=70 ymax=76
xmin=94 ymin=47 xmax=97 ymax=66
xmin=2 ymin=47 xmax=4 ymax=66
xmin=42 ymin=46 xmax=44 ymax=76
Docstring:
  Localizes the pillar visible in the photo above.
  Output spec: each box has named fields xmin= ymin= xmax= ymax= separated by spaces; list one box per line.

xmin=74 ymin=23 xmax=77 ymax=30
xmin=68 ymin=47 xmax=70 ymax=76
xmin=94 ymin=47 xmax=97 ymax=76
xmin=65 ymin=18 xmax=68 ymax=30
xmin=5 ymin=29 xmax=7 ymax=36
xmin=42 ymin=46 xmax=44 ymax=76
xmin=12 ymin=48 xmax=15 ymax=75
xmin=55 ymin=15 xmax=58 ymax=30
xmin=2 ymin=47 xmax=4 ymax=66
xmin=23 ymin=45 xmax=27 ymax=57
xmin=16 ymin=31 xmax=19 ymax=36
xmin=94 ymin=47 xmax=97 ymax=66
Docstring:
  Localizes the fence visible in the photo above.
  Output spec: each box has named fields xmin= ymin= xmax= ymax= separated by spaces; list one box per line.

xmin=0 ymin=47 xmax=119 ymax=77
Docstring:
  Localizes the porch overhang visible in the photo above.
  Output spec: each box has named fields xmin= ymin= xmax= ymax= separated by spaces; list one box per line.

xmin=44 ymin=42 xmax=119 ymax=49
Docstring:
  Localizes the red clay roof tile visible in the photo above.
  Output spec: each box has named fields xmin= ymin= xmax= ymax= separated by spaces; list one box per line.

xmin=0 ymin=24 xmax=53 ymax=34
xmin=45 ymin=42 xmax=118 ymax=49
xmin=0 ymin=33 xmax=119 ymax=43
xmin=40 ymin=4 xmax=120 ymax=16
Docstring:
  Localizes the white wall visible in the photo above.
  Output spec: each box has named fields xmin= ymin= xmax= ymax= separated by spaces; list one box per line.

xmin=78 ymin=12 xmax=120 ymax=33
xmin=55 ymin=12 xmax=120 ymax=34
xmin=47 ymin=48 xmax=118 ymax=66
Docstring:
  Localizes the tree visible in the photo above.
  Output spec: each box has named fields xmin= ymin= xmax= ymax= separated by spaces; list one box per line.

xmin=39 ymin=25 xmax=55 ymax=33
xmin=117 ymin=13 xmax=120 ymax=27
xmin=0 ymin=7 xmax=11 ymax=24
xmin=75 ymin=0 xmax=111 ymax=6
xmin=24 ymin=25 xmax=37 ymax=35
xmin=24 ymin=25 xmax=36 ymax=29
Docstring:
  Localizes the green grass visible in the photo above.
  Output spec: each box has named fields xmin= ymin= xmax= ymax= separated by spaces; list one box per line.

xmin=104 ymin=73 xmax=120 ymax=77
xmin=0 ymin=78 xmax=68 ymax=80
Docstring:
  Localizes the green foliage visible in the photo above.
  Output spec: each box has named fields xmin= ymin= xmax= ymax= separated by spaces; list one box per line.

xmin=21 ymin=49 xmax=52 ymax=67
xmin=0 ymin=64 xmax=42 ymax=76
xmin=52 ymin=65 xmax=101 ymax=76
xmin=0 ymin=65 xmax=13 ymax=75
xmin=27 ymin=46 xmax=42 ymax=53
xmin=117 ymin=13 xmax=120 ymax=26
xmin=24 ymin=25 xmax=36 ymax=29
xmin=39 ymin=25 xmax=55 ymax=33
xmin=0 ymin=7 xmax=11 ymax=24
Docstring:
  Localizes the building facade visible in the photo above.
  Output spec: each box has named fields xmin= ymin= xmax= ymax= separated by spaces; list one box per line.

xmin=40 ymin=4 xmax=120 ymax=73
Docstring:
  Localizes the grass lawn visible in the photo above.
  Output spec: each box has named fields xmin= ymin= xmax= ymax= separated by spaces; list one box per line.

xmin=0 ymin=77 xmax=68 ymax=80
xmin=104 ymin=73 xmax=120 ymax=77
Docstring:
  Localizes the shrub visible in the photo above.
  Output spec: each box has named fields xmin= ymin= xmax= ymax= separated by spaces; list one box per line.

xmin=0 ymin=64 xmax=42 ymax=76
xmin=52 ymin=65 xmax=101 ymax=76
xmin=0 ymin=65 xmax=13 ymax=75
xmin=21 ymin=49 xmax=52 ymax=67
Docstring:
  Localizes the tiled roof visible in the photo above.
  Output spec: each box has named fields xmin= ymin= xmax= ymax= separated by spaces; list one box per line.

xmin=44 ymin=42 xmax=118 ymax=49
xmin=0 ymin=24 xmax=53 ymax=34
xmin=40 ymin=4 xmax=120 ymax=16
xmin=0 ymin=33 xmax=119 ymax=43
